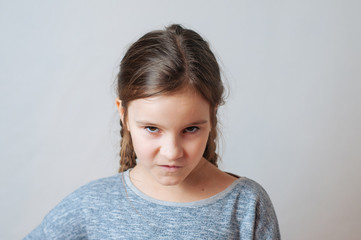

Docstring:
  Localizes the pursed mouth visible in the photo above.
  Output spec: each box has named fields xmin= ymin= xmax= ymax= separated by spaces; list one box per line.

xmin=159 ymin=165 xmax=181 ymax=168
xmin=158 ymin=165 xmax=183 ymax=172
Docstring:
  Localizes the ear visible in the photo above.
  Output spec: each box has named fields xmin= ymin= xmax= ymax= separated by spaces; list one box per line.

xmin=115 ymin=98 xmax=125 ymax=124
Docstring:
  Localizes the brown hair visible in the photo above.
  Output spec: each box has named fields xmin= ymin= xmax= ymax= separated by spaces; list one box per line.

xmin=117 ymin=24 xmax=224 ymax=172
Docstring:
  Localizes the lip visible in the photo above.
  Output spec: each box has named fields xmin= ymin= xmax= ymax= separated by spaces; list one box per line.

xmin=158 ymin=165 xmax=182 ymax=172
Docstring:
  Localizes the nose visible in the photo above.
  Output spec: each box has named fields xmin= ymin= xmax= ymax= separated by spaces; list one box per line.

xmin=159 ymin=135 xmax=183 ymax=160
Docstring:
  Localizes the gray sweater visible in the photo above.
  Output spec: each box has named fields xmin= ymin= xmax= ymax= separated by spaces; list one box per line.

xmin=25 ymin=170 xmax=280 ymax=239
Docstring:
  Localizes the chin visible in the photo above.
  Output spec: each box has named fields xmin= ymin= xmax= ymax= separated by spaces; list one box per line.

xmin=156 ymin=176 xmax=184 ymax=186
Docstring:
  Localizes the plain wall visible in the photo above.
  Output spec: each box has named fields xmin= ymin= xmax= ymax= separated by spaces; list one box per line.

xmin=1 ymin=0 xmax=360 ymax=239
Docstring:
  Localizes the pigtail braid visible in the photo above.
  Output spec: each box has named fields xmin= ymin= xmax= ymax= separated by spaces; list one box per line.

xmin=119 ymin=119 xmax=136 ymax=172
xmin=203 ymin=108 xmax=219 ymax=166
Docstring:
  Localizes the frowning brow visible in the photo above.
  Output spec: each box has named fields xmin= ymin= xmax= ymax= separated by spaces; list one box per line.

xmin=135 ymin=120 xmax=208 ymax=126
xmin=186 ymin=120 xmax=208 ymax=125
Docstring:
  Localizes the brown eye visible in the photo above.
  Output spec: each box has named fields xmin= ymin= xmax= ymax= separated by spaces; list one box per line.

xmin=145 ymin=126 xmax=159 ymax=133
xmin=184 ymin=126 xmax=199 ymax=133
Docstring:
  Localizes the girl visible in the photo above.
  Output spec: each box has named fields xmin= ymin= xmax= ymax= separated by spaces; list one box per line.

xmin=25 ymin=24 xmax=280 ymax=239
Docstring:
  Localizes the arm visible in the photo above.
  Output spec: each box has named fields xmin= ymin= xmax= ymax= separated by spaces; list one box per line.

xmin=24 ymin=189 xmax=87 ymax=240
xmin=253 ymin=184 xmax=281 ymax=240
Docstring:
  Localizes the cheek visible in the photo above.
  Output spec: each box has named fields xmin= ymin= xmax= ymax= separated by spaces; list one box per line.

xmin=184 ymin=133 xmax=209 ymax=157
xmin=131 ymin=132 xmax=158 ymax=161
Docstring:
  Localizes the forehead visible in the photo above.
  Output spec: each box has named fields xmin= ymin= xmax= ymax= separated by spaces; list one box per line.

xmin=127 ymin=91 xmax=210 ymax=125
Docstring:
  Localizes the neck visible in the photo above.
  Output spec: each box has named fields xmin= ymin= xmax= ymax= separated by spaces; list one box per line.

xmin=129 ymin=159 xmax=217 ymax=202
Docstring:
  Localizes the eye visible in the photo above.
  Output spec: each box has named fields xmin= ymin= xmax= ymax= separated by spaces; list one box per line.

xmin=184 ymin=126 xmax=199 ymax=133
xmin=145 ymin=126 xmax=159 ymax=133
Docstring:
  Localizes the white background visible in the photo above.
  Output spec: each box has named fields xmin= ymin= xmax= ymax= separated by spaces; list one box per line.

xmin=1 ymin=0 xmax=360 ymax=239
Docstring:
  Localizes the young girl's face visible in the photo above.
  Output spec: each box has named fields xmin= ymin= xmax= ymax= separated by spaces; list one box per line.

xmin=124 ymin=89 xmax=211 ymax=186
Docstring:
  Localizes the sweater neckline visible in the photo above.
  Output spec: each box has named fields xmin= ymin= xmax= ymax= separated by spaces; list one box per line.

xmin=122 ymin=169 xmax=243 ymax=207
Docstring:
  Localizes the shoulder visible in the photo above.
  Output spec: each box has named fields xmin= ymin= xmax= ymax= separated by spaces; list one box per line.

xmin=229 ymin=176 xmax=277 ymax=214
xmin=56 ymin=173 xmax=123 ymax=206
xmin=74 ymin=173 xmax=122 ymax=197
xmin=233 ymin=177 xmax=271 ymax=202
xmin=229 ymin=176 xmax=281 ymax=239
xmin=24 ymin=173 xmax=123 ymax=239
xmin=224 ymin=171 xmax=267 ymax=196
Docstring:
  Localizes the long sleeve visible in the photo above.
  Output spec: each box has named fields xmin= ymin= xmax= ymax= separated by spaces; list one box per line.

xmin=253 ymin=189 xmax=281 ymax=239
xmin=24 ymin=188 xmax=87 ymax=240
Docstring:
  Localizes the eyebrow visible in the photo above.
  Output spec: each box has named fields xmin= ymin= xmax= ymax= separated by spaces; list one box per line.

xmin=135 ymin=120 xmax=208 ymax=126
